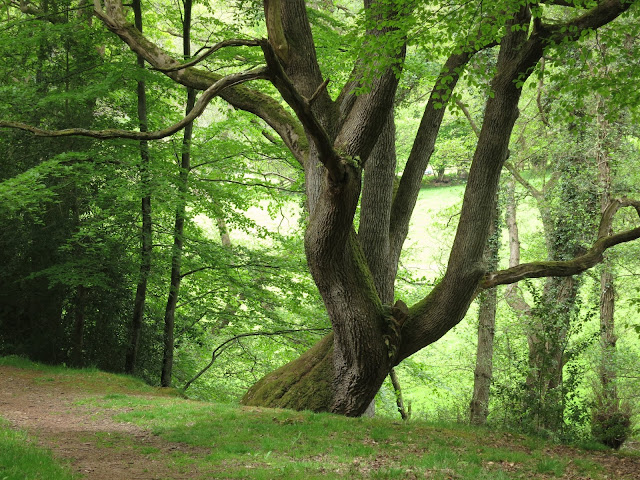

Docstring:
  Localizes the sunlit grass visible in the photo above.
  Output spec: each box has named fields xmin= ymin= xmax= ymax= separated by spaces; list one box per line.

xmin=1 ymin=342 xmax=636 ymax=480
xmin=0 ymin=354 xmax=180 ymax=397
xmin=81 ymin=390 xmax=629 ymax=479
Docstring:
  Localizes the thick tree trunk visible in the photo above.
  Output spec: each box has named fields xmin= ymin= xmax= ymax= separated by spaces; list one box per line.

xmin=125 ymin=0 xmax=151 ymax=374
xmin=242 ymin=334 xmax=334 ymax=411
xmin=244 ymin=6 xmax=535 ymax=415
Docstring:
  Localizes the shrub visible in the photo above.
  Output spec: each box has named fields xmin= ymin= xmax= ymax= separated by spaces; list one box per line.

xmin=591 ymin=409 xmax=632 ymax=450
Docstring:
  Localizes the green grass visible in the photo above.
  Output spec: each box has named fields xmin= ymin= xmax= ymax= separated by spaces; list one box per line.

xmin=82 ymin=392 xmax=624 ymax=479
xmin=2 ymin=354 xmax=637 ymax=480
xmin=0 ymin=355 xmax=179 ymax=396
xmin=0 ymin=419 xmax=77 ymax=480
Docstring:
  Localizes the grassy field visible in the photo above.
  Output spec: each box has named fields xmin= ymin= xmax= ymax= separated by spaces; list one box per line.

xmin=1 ymin=357 xmax=639 ymax=479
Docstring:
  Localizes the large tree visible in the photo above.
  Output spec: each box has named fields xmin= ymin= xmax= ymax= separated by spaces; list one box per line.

xmin=2 ymin=0 xmax=640 ymax=416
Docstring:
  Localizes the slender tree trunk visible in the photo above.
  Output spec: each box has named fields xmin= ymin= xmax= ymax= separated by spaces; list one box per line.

xmin=216 ymin=217 xmax=232 ymax=248
xmin=125 ymin=0 xmax=152 ymax=374
xmin=469 ymin=199 xmax=499 ymax=425
xmin=469 ymin=277 xmax=497 ymax=425
xmin=596 ymin=94 xmax=618 ymax=406
xmin=599 ymin=265 xmax=616 ymax=391
xmin=160 ymin=0 xmax=195 ymax=387
xmin=71 ymin=285 xmax=86 ymax=368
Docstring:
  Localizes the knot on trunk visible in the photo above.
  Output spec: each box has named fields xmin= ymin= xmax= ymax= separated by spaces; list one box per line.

xmin=382 ymin=300 xmax=408 ymax=364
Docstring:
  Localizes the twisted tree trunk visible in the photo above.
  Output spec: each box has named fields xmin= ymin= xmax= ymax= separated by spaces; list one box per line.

xmin=7 ymin=0 xmax=635 ymax=416
xmin=243 ymin=3 xmax=535 ymax=415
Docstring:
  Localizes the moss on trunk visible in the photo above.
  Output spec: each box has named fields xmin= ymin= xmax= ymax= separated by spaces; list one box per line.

xmin=241 ymin=334 xmax=334 ymax=412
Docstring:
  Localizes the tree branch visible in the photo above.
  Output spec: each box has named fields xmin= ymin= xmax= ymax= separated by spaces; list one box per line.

xmin=503 ymin=177 xmax=533 ymax=315
xmin=198 ymin=178 xmax=303 ymax=193
xmin=481 ymin=198 xmax=640 ymax=289
xmin=92 ymin=0 xmax=309 ymax=165
xmin=182 ymin=327 xmax=331 ymax=391
xmin=389 ymin=50 xmax=472 ymax=264
xmin=504 ymin=161 xmax=543 ymax=200
xmin=455 ymin=99 xmax=481 ymax=138
xmin=259 ymin=39 xmax=344 ymax=182
xmin=152 ymin=39 xmax=261 ymax=72
xmin=539 ymin=0 xmax=584 ymax=7
xmin=180 ymin=262 xmax=283 ymax=279
xmin=0 ymin=68 xmax=268 ymax=140
xmin=538 ymin=0 xmax=636 ymax=46
xmin=14 ymin=0 xmax=68 ymax=22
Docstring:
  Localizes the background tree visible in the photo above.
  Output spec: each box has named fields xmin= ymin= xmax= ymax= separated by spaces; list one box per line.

xmin=125 ymin=0 xmax=153 ymax=375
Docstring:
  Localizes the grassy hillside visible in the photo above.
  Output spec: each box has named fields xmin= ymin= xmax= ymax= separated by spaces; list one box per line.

xmin=1 ymin=358 xmax=639 ymax=479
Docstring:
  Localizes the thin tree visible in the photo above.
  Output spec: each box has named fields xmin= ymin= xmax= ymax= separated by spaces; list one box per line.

xmin=160 ymin=0 xmax=197 ymax=387
xmin=469 ymin=198 xmax=499 ymax=425
xmin=125 ymin=0 xmax=153 ymax=375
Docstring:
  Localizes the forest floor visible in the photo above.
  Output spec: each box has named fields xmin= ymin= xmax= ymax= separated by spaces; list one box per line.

xmin=0 ymin=364 xmax=209 ymax=480
xmin=1 ymin=363 xmax=640 ymax=480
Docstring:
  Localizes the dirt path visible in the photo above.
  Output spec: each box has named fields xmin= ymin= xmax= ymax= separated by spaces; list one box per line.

xmin=0 ymin=366 xmax=209 ymax=480
xmin=2 ymin=365 xmax=640 ymax=480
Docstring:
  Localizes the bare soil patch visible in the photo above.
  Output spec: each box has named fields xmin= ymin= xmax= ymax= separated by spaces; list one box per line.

xmin=0 ymin=365 xmax=210 ymax=479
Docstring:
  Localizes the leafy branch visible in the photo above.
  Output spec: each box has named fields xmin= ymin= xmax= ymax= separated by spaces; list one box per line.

xmin=153 ymin=39 xmax=261 ymax=73
xmin=0 ymin=68 xmax=268 ymax=140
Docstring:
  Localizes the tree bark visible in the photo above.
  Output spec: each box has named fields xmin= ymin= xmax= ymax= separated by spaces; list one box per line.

xmin=469 ymin=199 xmax=499 ymax=425
xmin=125 ymin=0 xmax=151 ymax=375
xmin=358 ymin=110 xmax=396 ymax=305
